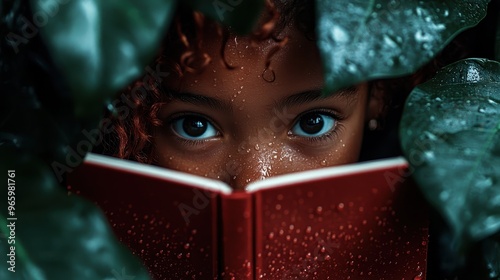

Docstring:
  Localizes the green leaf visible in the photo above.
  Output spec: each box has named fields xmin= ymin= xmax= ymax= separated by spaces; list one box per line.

xmin=483 ymin=236 xmax=500 ymax=279
xmin=186 ymin=0 xmax=264 ymax=34
xmin=400 ymin=58 xmax=500 ymax=245
xmin=31 ymin=0 xmax=176 ymax=120
xmin=0 ymin=148 xmax=150 ymax=280
xmin=316 ymin=0 xmax=490 ymax=94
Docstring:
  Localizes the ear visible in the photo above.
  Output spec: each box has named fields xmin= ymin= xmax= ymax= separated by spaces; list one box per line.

xmin=365 ymin=82 xmax=386 ymax=122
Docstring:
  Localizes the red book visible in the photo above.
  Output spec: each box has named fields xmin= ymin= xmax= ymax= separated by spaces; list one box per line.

xmin=67 ymin=153 xmax=429 ymax=280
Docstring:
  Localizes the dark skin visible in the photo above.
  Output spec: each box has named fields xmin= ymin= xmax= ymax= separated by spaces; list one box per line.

xmin=154 ymin=24 xmax=384 ymax=190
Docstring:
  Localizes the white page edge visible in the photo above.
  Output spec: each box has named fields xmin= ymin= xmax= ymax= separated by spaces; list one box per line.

xmin=84 ymin=153 xmax=233 ymax=194
xmin=245 ymin=157 xmax=408 ymax=192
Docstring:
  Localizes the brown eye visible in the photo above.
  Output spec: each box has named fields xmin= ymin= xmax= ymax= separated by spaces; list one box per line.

xmin=171 ymin=115 xmax=218 ymax=139
xmin=291 ymin=112 xmax=336 ymax=137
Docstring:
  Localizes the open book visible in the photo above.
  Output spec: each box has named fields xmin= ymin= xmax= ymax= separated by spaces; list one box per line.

xmin=67 ymin=153 xmax=429 ymax=280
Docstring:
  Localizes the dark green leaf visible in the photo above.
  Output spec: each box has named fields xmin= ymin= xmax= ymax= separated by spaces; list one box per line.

xmin=316 ymin=0 xmax=490 ymax=94
xmin=31 ymin=0 xmax=176 ymax=120
xmin=400 ymin=58 xmax=500 ymax=244
xmin=186 ymin=0 xmax=264 ymax=34
xmin=483 ymin=236 xmax=500 ymax=279
xmin=0 ymin=148 xmax=150 ymax=280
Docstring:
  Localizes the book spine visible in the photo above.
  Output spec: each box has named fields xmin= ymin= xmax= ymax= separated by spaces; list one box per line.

xmin=219 ymin=192 xmax=254 ymax=280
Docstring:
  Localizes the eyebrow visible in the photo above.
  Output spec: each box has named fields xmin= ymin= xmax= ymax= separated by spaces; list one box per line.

xmin=275 ymin=86 xmax=358 ymax=110
xmin=165 ymin=91 xmax=233 ymax=112
xmin=164 ymin=86 xmax=358 ymax=112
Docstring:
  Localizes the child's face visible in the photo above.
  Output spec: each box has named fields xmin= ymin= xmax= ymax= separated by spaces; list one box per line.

xmin=154 ymin=25 xmax=379 ymax=190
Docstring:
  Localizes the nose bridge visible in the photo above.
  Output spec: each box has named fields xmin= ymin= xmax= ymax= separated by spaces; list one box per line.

xmin=226 ymin=136 xmax=279 ymax=190
xmin=226 ymin=150 xmax=266 ymax=190
xmin=223 ymin=121 xmax=287 ymax=189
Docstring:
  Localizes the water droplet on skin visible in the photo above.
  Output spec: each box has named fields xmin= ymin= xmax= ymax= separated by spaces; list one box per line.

xmin=254 ymin=144 xmax=260 ymax=151
xmin=184 ymin=243 xmax=190 ymax=249
xmin=320 ymin=160 xmax=327 ymax=166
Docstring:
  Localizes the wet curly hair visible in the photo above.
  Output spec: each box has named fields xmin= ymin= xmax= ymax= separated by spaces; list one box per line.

xmin=99 ymin=0 xmax=468 ymax=163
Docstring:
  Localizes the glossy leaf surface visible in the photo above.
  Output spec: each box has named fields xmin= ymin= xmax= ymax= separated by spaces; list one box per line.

xmin=31 ymin=0 xmax=175 ymax=119
xmin=187 ymin=0 xmax=264 ymax=34
xmin=316 ymin=0 xmax=490 ymax=93
xmin=400 ymin=58 xmax=500 ymax=244
xmin=0 ymin=149 xmax=150 ymax=280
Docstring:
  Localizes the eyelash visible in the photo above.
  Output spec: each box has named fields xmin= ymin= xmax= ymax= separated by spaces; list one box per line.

xmin=167 ymin=112 xmax=221 ymax=146
xmin=289 ymin=109 xmax=345 ymax=144
xmin=166 ymin=109 xmax=345 ymax=146
xmin=303 ymin=124 xmax=345 ymax=144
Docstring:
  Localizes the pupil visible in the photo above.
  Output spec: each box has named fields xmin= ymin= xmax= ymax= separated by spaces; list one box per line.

xmin=300 ymin=113 xmax=324 ymax=134
xmin=183 ymin=116 xmax=207 ymax=137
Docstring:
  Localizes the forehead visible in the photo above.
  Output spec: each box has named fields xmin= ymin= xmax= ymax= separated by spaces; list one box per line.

xmin=165 ymin=25 xmax=325 ymax=101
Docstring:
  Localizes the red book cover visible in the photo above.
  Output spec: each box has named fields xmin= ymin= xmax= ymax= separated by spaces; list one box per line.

xmin=67 ymin=153 xmax=428 ymax=280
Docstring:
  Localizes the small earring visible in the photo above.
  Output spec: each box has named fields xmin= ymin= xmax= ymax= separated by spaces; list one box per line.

xmin=368 ymin=119 xmax=379 ymax=131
